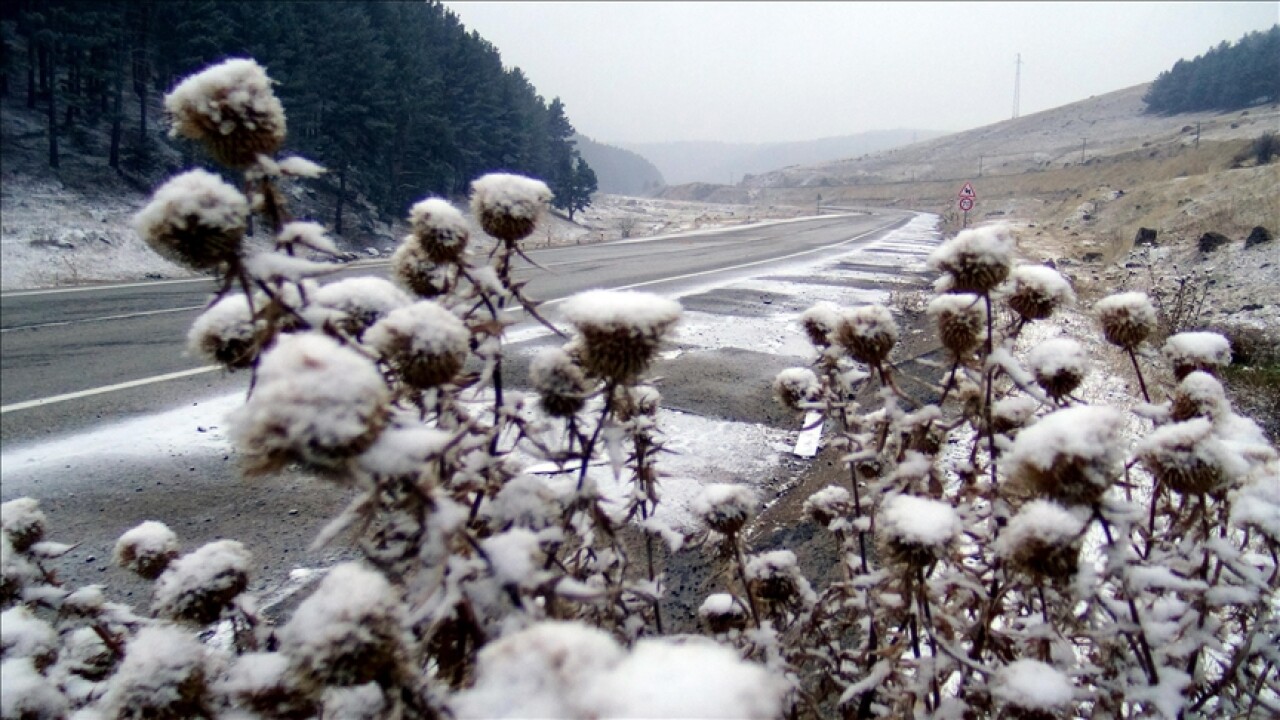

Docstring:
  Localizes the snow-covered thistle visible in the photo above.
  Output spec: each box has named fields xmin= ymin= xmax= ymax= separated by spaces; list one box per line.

xmin=1007 ymin=264 xmax=1075 ymax=322
xmin=834 ymin=304 xmax=898 ymax=368
xmin=113 ymin=521 xmax=180 ymax=580
xmin=560 ymin=290 xmax=681 ymax=383
xmin=926 ymin=292 xmax=985 ymax=356
xmin=150 ymin=540 xmax=252 ymax=625
xmin=993 ymin=500 xmax=1086 ymax=582
xmin=408 ymin=197 xmax=471 ymax=262
xmin=927 ymin=223 xmax=1014 ymax=293
xmin=1162 ymin=330 xmax=1232 ymax=380
xmin=227 ymin=333 xmax=389 ymax=475
xmin=1005 ymin=405 xmax=1126 ymax=506
xmin=364 ymin=301 xmax=470 ymax=389
xmin=187 ymin=293 xmax=259 ymax=369
xmin=1026 ymin=337 xmax=1088 ymax=401
xmin=164 ymin=58 xmax=287 ymax=168
xmin=1094 ymin=291 xmax=1157 ymax=350
xmin=773 ymin=367 xmax=821 ymax=412
xmin=134 ymin=169 xmax=249 ymax=272
xmin=469 ymin=173 xmax=551 ymax=246
xmin=529 ymin=347 xmax=592 ymax=418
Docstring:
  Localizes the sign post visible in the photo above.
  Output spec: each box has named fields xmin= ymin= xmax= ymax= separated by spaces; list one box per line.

xmin=957 ymin=182 xmax=977 ymax=228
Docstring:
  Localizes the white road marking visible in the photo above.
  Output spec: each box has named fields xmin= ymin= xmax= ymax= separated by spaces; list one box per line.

xmin=0 ymin=366 xmax=219 ymax=415
xmin=0 ymin=276 xmax=213 ymax=298
xmin=1 ymin=305 xmax=207 ymax=333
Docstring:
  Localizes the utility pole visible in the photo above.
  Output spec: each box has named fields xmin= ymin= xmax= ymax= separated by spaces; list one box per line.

xmin=1080 ymin=138 xmax=1087 ymax=165
xmin=1195 ymin=122 xmax=1201 ymax=149
xmin=978 ymin=155 xmax=984 ymax=177
xmin=1012 ymin=53 xmax=1022 ymax=119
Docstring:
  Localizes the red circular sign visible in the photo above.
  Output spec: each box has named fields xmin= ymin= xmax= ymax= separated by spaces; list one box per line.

xmin=958 ymin=197 xmax=974 ymax=211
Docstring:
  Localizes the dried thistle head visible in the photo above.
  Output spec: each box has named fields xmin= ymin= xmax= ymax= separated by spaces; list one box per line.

xmin=390 ymin=240 xmax=451 ymax=299
xmin=217 ymin=652 xmax=312 ymax=718
xmin=365 ymin=301 xmax=470 ymax=389
xmin=469 ymin=173 xmax=552 ymax=246
xmin=101 ymin=625 xmax=212 ymax=719
xmin=1 ymin=498 xmax=46 ymax=553
xmin=561 ymin=290 xmax=682 ymax=383
xmin=188 ymin=293 xmax=260 ymax=370
xmin=1007 ymin=265 xmax=1075 ymax=322
xmin=114 ymin=521 xmax=180 ymax=580
xmin=927 ymin=224 xmax=1015 ymax=293
xmin=994 ymin=500 xmax=1086 ymax=583
xmin=1163 ymin=331 xmax=1232 ymax=380
xmin=1170 ymin=371 xmax=1230 ymax=422
xmin=745 ymin=550 xmax=815 ymax=611
xmin=991 ymin=395 xmax=1039 ymax=435
xmin=309 ymin=277 xmax=412 ymax=340
xmin=773 ymin=368 xmax=821 ymax=412
xmin=408 ymin=197 xmax=471 ymax=262
xmin=698 ymin=593 xmax=749 ymax=634
xmin=1005 ymin=406 xmax=1126 ymax=507
xmin=151 ymin=540 xmax=251 ymax=625
xmin=803 ymin=485 xmax=854 ymax=528
xmin=834 ymin=304 xmax=899 ymax=366
xmin=876 ymin=494 xmax=959 ymax=571
xmin=1137 ymin=418 xmax=1245 ymax=495
xmin=135 ymin=169 xmax=248 ymax=272
xmin=800 ymin=302 xmax=841 ymax=349
xmin=227 ymin=333 xmax=389 ymax=476
xmin=1094 ymin=292 xmax=1157 ymax=350
xmin=693 ymin=484 xmax=756 ymax=536
xmin=926 ymin=293 xmax=985 ymax=356
xmin=530 ymin=347 xmax=593 ymax=418
xmin=0 ymin=606 xmax=59 ymax=672
xmin=279 ymin=563 xmax=409 ymax=690
xmin=164 ymin=58 xmax=286 ymax=168
xmin=1027 ymin=338 xmax=1088 ymax=401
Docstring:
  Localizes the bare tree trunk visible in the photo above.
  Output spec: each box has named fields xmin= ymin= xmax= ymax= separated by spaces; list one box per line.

xmin=109 ymin=42 xmax=123 ymax=170
xmin=47 ymin=43 xmax=58 ymax=169
xmin=26 ymin=42 xmax=36 ymax=108
xmin=334 ymin=167 xmax=347 ymax=236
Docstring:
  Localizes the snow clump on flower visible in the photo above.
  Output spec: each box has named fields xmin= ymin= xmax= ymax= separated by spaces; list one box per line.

xmin=279 ymin=562 xmax=408 ymax=690
xmin=1170 ymin=371 xmax=1230 ymax=422
xmin=134 ymin=169 xmax=249 ymax=271
xmin=217 ymin=651 xmax=310 ymax=718
xmin=1007 ymin=264 xmax=1075 ymax=321
xmin=1094 ymin=292 xmax=1157 ymax=350
xmin=800 ymin=302 xmax=841 ymax=348
xmin=164 ymin=58 xmax=286 ymax=168
xmin=1137 ymin=418 xmax=1248 ymax=495
xmin=389 ymin=240 xmax=451 ymax=299
xmin=1 ymin=498 xmax=46 ymax=552
xmin=745 ymin=549 xmax=816 ymax=610
xmin=1163 ymin=331 xmax=1232 ymax=379
xmin=928 ymin=224 xmax=1015 ymax=293
xmin=309 ymin=277 xmax=412 ymax=340
xmin=114 ymin=520 xmax=180 ymax=580
xmin=561 ymin=290 xmax=681 ymax=382
xmin=187 ymin=293 xmax=259 ymax=369
xmin=151 ymin=540 xmax=252 ymax=625
xmin=1006 ymin=405 xmax=1127 ymax=506
xmin=365 ymin=301 xmax=470 ymax=389
xmin=994 ymin=500 xmax=1087 ymax=582
xmin=927 ymin=293 xmax=986 ymax=355
xmin=835 ymin=304 xmax=899 ymax=366
xmin=992 ymin=658 xmax=1075 ymax=713
xmin=804 ymin=485 xmax=854 ymax=529
xmin=99 ymin=624 xmax=211 ymax=718
xmin=992 ymin=395 xmax=1039 ymax=435
xmin=1 ymin=657 xmax=69 ymax=719
xmin=878 ymin=494 xmax=960 ymax=569
xmin=408 ymin=197 xmax=471 ymax=262
xmin=1 ymin=605 xmax=58 ymax=669
xmin=694 ymin=483 xmax=757 ymax=536
xmin=469 ymin=173 xmax=552 ymax=245
xmin=1027 ymin=337 xmax=1088 ymax=401
xmin=530 ymin=347 xmax=592 ymax=418
xmin=773 ymin=367 xmax=820 ymax=412
xmin=699 ymin=593 xmax=749 ymax=634
xmin=228 ymin=333 xmax=389 ymax=475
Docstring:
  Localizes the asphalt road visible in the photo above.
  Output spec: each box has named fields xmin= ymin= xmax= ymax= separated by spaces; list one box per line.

xmin=0 ymin=208 xmax=916 ymax=607
xmin=0 ymin=210 xmax=909 ymax=445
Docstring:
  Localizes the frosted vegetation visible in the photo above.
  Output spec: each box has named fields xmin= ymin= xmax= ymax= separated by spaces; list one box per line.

xmin=2 ymin=58 xmax=1278 ymax=719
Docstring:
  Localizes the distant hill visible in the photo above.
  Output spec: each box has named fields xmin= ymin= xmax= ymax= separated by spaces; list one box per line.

xmin=573 ymin=135 xmax=666 ymax=196
xmin=619 ymin=130 xmax=944 ymax=186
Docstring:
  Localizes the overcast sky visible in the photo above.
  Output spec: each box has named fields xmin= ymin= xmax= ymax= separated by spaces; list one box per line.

xmin=444 ymin=2 xmax=1278 ymax=145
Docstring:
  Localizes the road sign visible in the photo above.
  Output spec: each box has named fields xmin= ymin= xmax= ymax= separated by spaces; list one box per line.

xmin=958 ymin=197 xmax=974 ymax=212
xmin=958 ymin=182 xmax=976 ymax=199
